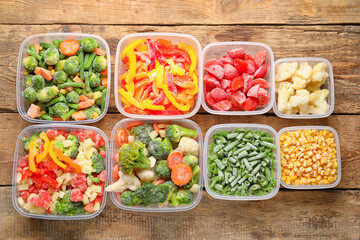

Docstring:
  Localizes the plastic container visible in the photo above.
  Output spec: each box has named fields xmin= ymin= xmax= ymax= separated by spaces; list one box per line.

xmin=273 ymin=57 xmax=334 ymax=119
xmin=114 ymin=33 xmax=202 ymax=119
xmin=278 ymin=126 xmax=341 ymax=189
xmin=16 ymin=33 xmax=111 ymax=124
xmin=204 ymin=124 xmax=280 ymax=200
xmin=12 ymin=124 xmax=109 ymax=220
xmin=202 ymin=42 xmax=275 ymax=115
xmin=108 ymin=118 xmax=203 ymax=212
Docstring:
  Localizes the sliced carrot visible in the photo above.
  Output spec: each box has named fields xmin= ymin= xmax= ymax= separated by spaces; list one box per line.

xmin=71 ymin=110 xmax=86 ymax=121
xmin=73 ymin=76 xmax=85 ymax=88
xmin=134 ymin=85 xmax=145 ymax=102
xmin=27 ymin=104 xmax=41 ymax=119
xmin=33 ymin=44 xmax=40 ymax=54
xmin=59 ymin=39 xmax=80 ymax=56
xmin=167 ymin=151 xmax=184 ymax=170
xmin=101 ymin=77 xmax=108 ymax=87
xmin=34 ymin=67 xmax=53 ymax=81
xmin=135 ymin=72 xmax=147 ymax=81
xmin=64 ymin=87 xmax=74 ymax=92
xmin=114 ymin=164 xmax=120 ymax=181
xmin=100 ymin=69 xmax=108 ymax=75
xmin=154 ymin=179 xmax=165 ymax=185
xmin=126 ymin=122 xmax=143 ymax=131
xmin=153 ymin=123 xmax=160 ymax=134
xmin=115 ymin=152 xmax=119 ymax=163
xmin=171 ymin=163 xmax=192 ymax=186
xmin=135 ymin=78 xmax=152 ymax=90
xmin=78 ymin=99 xmax=95 ymax=110
xmin=93 ymin=48 xmax=106 ymax=56
xmin=152 ymin=80 xmax=159 ymax=96
xmin=79 ymin=95 xmax=89 ymax=102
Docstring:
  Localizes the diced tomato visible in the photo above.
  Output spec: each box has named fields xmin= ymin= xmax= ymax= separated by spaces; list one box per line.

xmin=247 ymin=84 xmax=260 ymax=98
xmin=230 ymin=76 xmax=244 ymax=92
xmin=254 ymin=63 xmax=267 ymax=78
xmin=258 ymin=88 xmax=270 ymax=105
xmin=218 ymin=55 xmax=234 ymax=65
xmin=212 ymin=100 xmax=232 ymax=111
xmin=220 ymin=79 xmax=231 ymax=91
xmin=242 ymin=97 xmax=259 ymax=111
xmin=39 ymin=175 xmax=59 ymax=188
xmin=98 ymin=170 xmax=106 ymax=182
xmin=254 ymin=50 xmax=268 ymax=69
xmin=45 ymin=170 xmax=57 ymax=180
xmin=227 ymin=47 xmax=245 ymax=59
xmin=46 ymin=129 xmax=59 ymax=140
xmin=245 ymin=54 xmax=255 ymax=61
xmin=253 ymin=78 xmax=269 ymax=88
xmin=57 ymin=129 xmax=67 ymax=136
xmin=228 ymin=91 xmax=246 ymax=108
xmin=242 ymin=74 xmax=254 ymax=93
xmin=47 ymin=159 xmax=58 ymax=172
xmin=94 ymin=134 xmax=105 ymax=148
xmin=204 ymin=74 xmax=221 ymax=89
xmin=84 ymin=202 xmax=95 ymax=213
xmin=71 ymin=173 xmax=87 ymax=192
xmin=233 ymin=59 xmax=248 ymax=74
xmin=20 ymin=190 xmax=30 ymax=202
xmin=29 ymin=184 xmax=39 ymax=194
xmin=70 ymin=189 xmax=84 ymax=202
xmin=223 ymin=64 xmax=239 ymax=80
xmin=29 ymin=190 xmax=51 ymax=209
xmin=63 ymin=164 xmax=73 ymax=173
xmin=99 ymin=151 xmax=106 ymax=158
xmin=19 ymin=155 xmax=29 ymax=168
xmin=87 ymin=130 xmax=96 ymax=142
xmin=94 ymin=195 xmax=103 ymax=204
xmin=205 ymin=92 xmax=216 ymax=107
xmin=244 ymin=59 xmax=255 ymax=74
xmin=204 ymin=59 xmax=224 ymax=68
xmin=210 ymin=88 xmax=228 ymax=102
xmin=205 ymin=64 xmax=224 ymax=80
xmin=74 ymin=130 xmax=88 ymax=141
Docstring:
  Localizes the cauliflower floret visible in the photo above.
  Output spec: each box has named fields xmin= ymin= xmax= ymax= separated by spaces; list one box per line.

xmin=284 ymin=104 xmax=299 ymax=115
xmin=149 ymin=156 xmax=156 ymax=168
xmin=105 ymin=171 xmax=141 ymax=192
xmin=277 ymin=82 xmax=294 ymax=113
xmin=308 ymin=89 xmax=330 ymax=114
xmin=295 ymin=62 xmax=312 ymax=80
xmin=306 ymin=80 xmax=325 ymax=92
xmin=311 ymin=62 xmax=329 ymax=82
xmin=276 ymin=62 xmax=298 ymax=82
xmin=289 ymin=89 xmax=310 ymax=107
xmin=176 ymin=137 xmax=199 ymax=157
xmin=291 ymin=76 xmax=307 ymax=90
xmin=136 ymin=168 xmax=156 ymax=182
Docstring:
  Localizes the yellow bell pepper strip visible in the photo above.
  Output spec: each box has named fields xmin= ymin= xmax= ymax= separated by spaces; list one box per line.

xmin=119 ymin=88 xmax=145 ymax=110
xmin=125 ymin=49 xmax=137 ymax=95
xmin=28 ymin=141 xmax=38 ymax=172
xmin=54 ymin=148 xmax=82 ymax=173
xmin=49 ymin=140 xmax=67 ymax=170
xmin=35 ymin=132 xmax=50 ymax=163
xmin=161 ymin=84 xmax=191 ymax=111
xmin=135 ymin=42 xmax=148 ymax=52
xmin=186 ymin=72 xmax=199 ymax=95
xmin=178 ymin=43 xmax=197 ymax=73
xmin=121 ymin=39 xmax=145 ymax=59
xmin=119 ymin=71 xmax=128 ymax=81
xmin=121 ymin=97 xmax=131 ymax=106
xmin=166 ymin=59 xmax=185 ymax=76
xmin=155 ymin=61 xmax=164 ymax=88
xmin=141 ymin=99 xmax=165 ymax=110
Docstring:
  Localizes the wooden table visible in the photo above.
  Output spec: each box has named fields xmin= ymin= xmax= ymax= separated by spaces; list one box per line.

xmin=0 ymin=1 xmax=359 ymax=239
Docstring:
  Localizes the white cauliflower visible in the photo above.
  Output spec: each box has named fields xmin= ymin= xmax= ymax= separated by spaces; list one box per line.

xmin=289 ymin=89 xmax=310 ymax=107
xmin=276 ymin=62 xmax=298 ymax=82
xmin=149 ymin=156 xmax=156 ymax=168
xmin=311 ymin=62 xmax=329 ymax=82
xmin=308 ymin=89 xmax=330 ymax=114
xmin=176 ymin=137 xmax=199 ymax=157
xmin=277 ymin=82 xmax=295 ymax=113
xmin=136 ymin=168 xmax=156 ymax=182
xmin=105 ymin=171 xmax=141 ymax=192
xmin=305 ymin=81 xmax=324 ymax=92
xmin=291 ymin=76 xmax=307 ymax=90
xmin=295 ymin=62 xmax=312 ymax=80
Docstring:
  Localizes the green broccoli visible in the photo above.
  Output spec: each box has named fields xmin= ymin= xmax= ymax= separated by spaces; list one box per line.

xmin=163 ymin=181 xmax=179 ymax=206
xmin=166 ymin=124 xmax=198 ymax=143
xmin=131 ymin=124 xmax=153 ymax=146
xmin=121 ymin=190 xmax=142 ymax=207
xmin=84 ymin=105 xmax=101 ymax=120
xmin=176 ymin=189 xmax=194 ymax=205
xmin=135 ymin=182 xmax=170 ymax=206
xmin=118 ymin=140 xmax=151 ymax=175
xmin=23 ymin=87 xmax=37 ymax=104
xmin=155 ymin=160 xmax=171 ymax=179
xmin=23 ymin=56 xmax=38 ymax=72
xmin=183 ymin=165 xmax=200 ymax=189
xmin=182 ymin=155 xmax=198 ymax=169
xmin=55 ymin=190 xmax=86 ymax=216
xmin=23 ymin=132 xmax=41 ymax=153
xmin=148 ymin=137 xmax=173 ymax=160
xmin=91 ymin=153 xmax=105 ymax=173
xmin=88 ymin=174 xmax=101 ymax=183
xmin=54 ymin=134 xmax=79 ymax=159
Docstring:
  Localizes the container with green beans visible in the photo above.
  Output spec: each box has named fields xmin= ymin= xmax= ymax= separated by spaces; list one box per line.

xmin=204 ymin=124 xmax=280 ymax=200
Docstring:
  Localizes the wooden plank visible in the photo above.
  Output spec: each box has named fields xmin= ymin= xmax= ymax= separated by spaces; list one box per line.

xmin=0 ymin=186 xmax=359 ymax=239
xmin=0 ymin=25 xmax=359 ymax=113
xmin=1 ymin=113 xmax=359 ymax=189
xmin=0 ymin=0 xmax=359 ymax=25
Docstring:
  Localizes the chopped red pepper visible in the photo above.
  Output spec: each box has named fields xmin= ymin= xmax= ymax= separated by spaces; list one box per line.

xmin=146 ymin=39 xmax=156 ymax=70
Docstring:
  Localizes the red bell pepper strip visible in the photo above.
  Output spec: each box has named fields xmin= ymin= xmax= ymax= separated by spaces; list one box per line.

xmin=150 ymin=110 xmax=183 ymax=115
xmin=154 ymin=42 xmax=167 ymax=64
xmin=151 ymin=91 xmax=165 ymax=105
xmin=146 ymin=39 xmax=156 ymax=71
xmin=167 ymin=72 xmax=177 ymax=94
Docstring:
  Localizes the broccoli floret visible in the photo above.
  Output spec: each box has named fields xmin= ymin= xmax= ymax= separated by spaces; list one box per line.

xmin=163 ymin=181 xmax=179 ymax=206
xmin=182 ymin=155 xmax=198 ymax=169
xmin=88 ymin=174 xmax=101 ymax=183
xmin=148 ymin=137 xmax=173 ymax=160
xmin=183 ymin=165 xmax=200 ymax=189
xmin=55 ymin=190 xmax=86 ymax=216
xmin=121 ymin=190 xmax=142 ymax=206
xmin=118 ymin=140 xmax=151 ymax=175
xmin=165 ymin=124 xmax=198 ymax=143
xmin=54 ymin=134 xmax=79 ymax=159
xmin=155 ymin=160 xmax=171 ymax=179
xmin=176 ymin=189 xmax=194 ymax=205
xmin=135 ymin=182 xmax=170 ymax=206
xmin=131 ymin=124 xmax=153 ymax=146
xmin=91 ymin=153 xmax=105 ymax=174
xmin=23 ymin=132 xmax=41 ymax=153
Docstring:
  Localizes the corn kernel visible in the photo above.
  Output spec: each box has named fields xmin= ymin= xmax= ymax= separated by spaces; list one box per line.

xmin=48 ymin=66 xmax=53 ymax=70
xmin=60 ymin=89 xmax=67 ymax=95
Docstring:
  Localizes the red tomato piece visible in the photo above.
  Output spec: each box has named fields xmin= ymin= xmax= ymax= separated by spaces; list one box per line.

xmin=223 ymin=64 xmax=240 ymax=80
xmin=212 ymin=100 xmax=232 ymax=111
xmin=253 ymin=78 xmax=269 ymax=88
xmin=71 ymin=173 xmax=87 ymax=192
xmin=220 ymin=79 xmax=231 ymax=91
xmin=20 ymin=190 xmax=30 ymax=202
xmin=94 ymin=134 xmax=105 ymax=148
xmin=244 ymin=60 xmax=255 ymax=74
xmin=20 ymin=155 xmax=29 ymax=168
xmin=46 ymin=129 xmax=59 ymax=140
xmin=205 ymin=64 xmax=224 ymax=80
xmin=210 ymin=88 xmax=228 ymax=102
xmin=99 ymin=150 xmax=106 ymax=158
xmin=233 ymin=59 xmax=248 ymax=74
xmin=230 ymin=76 xmax=244 ymax=92
xmin=254 ymin=63 xmax=267 ymax=78
xmin=245 ymin=54 xmax=255 ymax=61
xmin=258 ymin=88 xmax=270 ymax=105
xmin=98 ymin=170 xmax=106 ymax=182
xmin=205 ymin=92 xmax=216 ymax=107
xmin=218 ymin=55 xmax=234 ymax=65
xmin=95 ymin=182 xmax=105 ymax=196
xmin=29 ymin=185 xmax=39 ymax=194
xmin=227 ymin=47 xmax=245 ymax=59
xmin=204 ymin=74 xmax=221 ymax=89
xmin=242 ymin=74 xmax=254 ymax=93
xmin=228 ymin=91 xmax=246 ymax=108
xmin=58 ymin=129 xmax=67 ymax=136
xmin=247 ymin=84 xmax=260 ymax=98
xmin=70 ymin=189 xmax=84 ymax=202
xmin=84 ymin=202 xmax=95 ymax=213
xmin=242 ymin=97 xmax=259 ymax=111
xmin=29 ymin=190 xmax=51 ymax=209
xmin=87 ymin=130 xmax=96 ymax=142
xmin=204 ymin=59 xmax=224 ymax=68
xmin=254 ymin=50 xmax=268 ymax=69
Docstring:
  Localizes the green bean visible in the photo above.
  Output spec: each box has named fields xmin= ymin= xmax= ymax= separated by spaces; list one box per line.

xmin=26 ymin=49 xmax=42 ymax=61
xmin=58 ymin=82 xmax=85 ymax=89
xmin=93 ymin=86 xmax=106 ymax=92
xmin=84 ymin=52 xmax=96 ymax=70
xmin=261 ymin=141 xmax=276 ymax=150
xmin=61 ymin=109 xmax=76 ymax=121
xmin=74 ymin=88 xmax=82 ymax=95
xmin=101 ymin=89 xmax=107 ymax=113
xmin=40 ymin=114 xmax=53 ymax=120
xmin=79 ymin=47 xmax=85 ymax=81
xmin=67 ymin=103 xmax=79 ymax=109
xmin=53 ymin=39 xmax=62 ymax=49
xmin=260 ymin=137 xmax=274 ymax=142
xmin=84 ymin=71 xmax=91 ymax=92
xmin=40 ymin=42 xmax=54 ymax=49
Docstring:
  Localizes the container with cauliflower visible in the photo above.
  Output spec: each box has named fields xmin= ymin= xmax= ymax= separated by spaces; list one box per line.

xmin=106 ymin=119 xmax=203 ymax=212
xmin=274 ymin=58 xmax=334 ymax=118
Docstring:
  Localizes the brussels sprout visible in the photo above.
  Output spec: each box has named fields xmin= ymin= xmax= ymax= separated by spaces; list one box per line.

xmin=32 ymin=75 xmax=45 ymax=91
xmin=51 ymin=102 xmax=69 ymax=117
xmin=53 ymin=71 xmax=68 ymax=84
xmin=23 ymin=56 xmax=38 ymax=72
xmin=68 ymin=56 xmax=79 ymax=64
xmin=55 ymin=59 xmax=66 ymax=71
xmin=24 ymin=75 xmax=34 ymax=87
xmin=92 ymin=56 xmax=107 ymax=72
xmin=43 ymin=46 xmax=59 ymax=65
xmin=89 ymin=73 xmax=101 ymax=88
xmin=37 ymin=86 xmax=59 ymax=103
xmin=64 ymin=59 xmax=80 ymax=75
xmin=82 ymin=38 xmax=97 ymax=52
xmin=23 ymin=87 xmax=37 ymax=103
xmin=66 ymin=91 xmax=79 ymax=104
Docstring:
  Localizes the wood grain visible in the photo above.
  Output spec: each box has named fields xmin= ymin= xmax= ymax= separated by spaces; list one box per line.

xmin=0 ymin=25 xmax=359 ymax=113
xmin=1 ymin=0 xmax=360 ymax=25
xmin=1 ymin=113 xmax=359 ymax=189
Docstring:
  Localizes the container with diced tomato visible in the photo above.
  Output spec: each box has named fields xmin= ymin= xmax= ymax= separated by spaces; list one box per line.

xmin=12 ymin=124 xmax=108 ymax=220
xmin=202 ymin=42 xmax=274 ymax=115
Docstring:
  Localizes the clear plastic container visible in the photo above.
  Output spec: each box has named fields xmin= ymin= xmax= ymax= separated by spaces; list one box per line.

xmin=108 ymin=118 xmax=203 ymax=212
xmin=273 ymin=57 xmax=334 ymax=119
xmin=114 ymin=33 xmax=203 ymax=119
xmin=278 ymin=126 xmax=341 ymax=189
xmin=203 ymin=124 xmax=280 ymax=200
xmin=12 ymin=124 xmax=109 ymax=220
xmin=16 ymin=33 xmax=111 ymax=124
xmin=202 ymin=42 xmax=275 ymax=115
